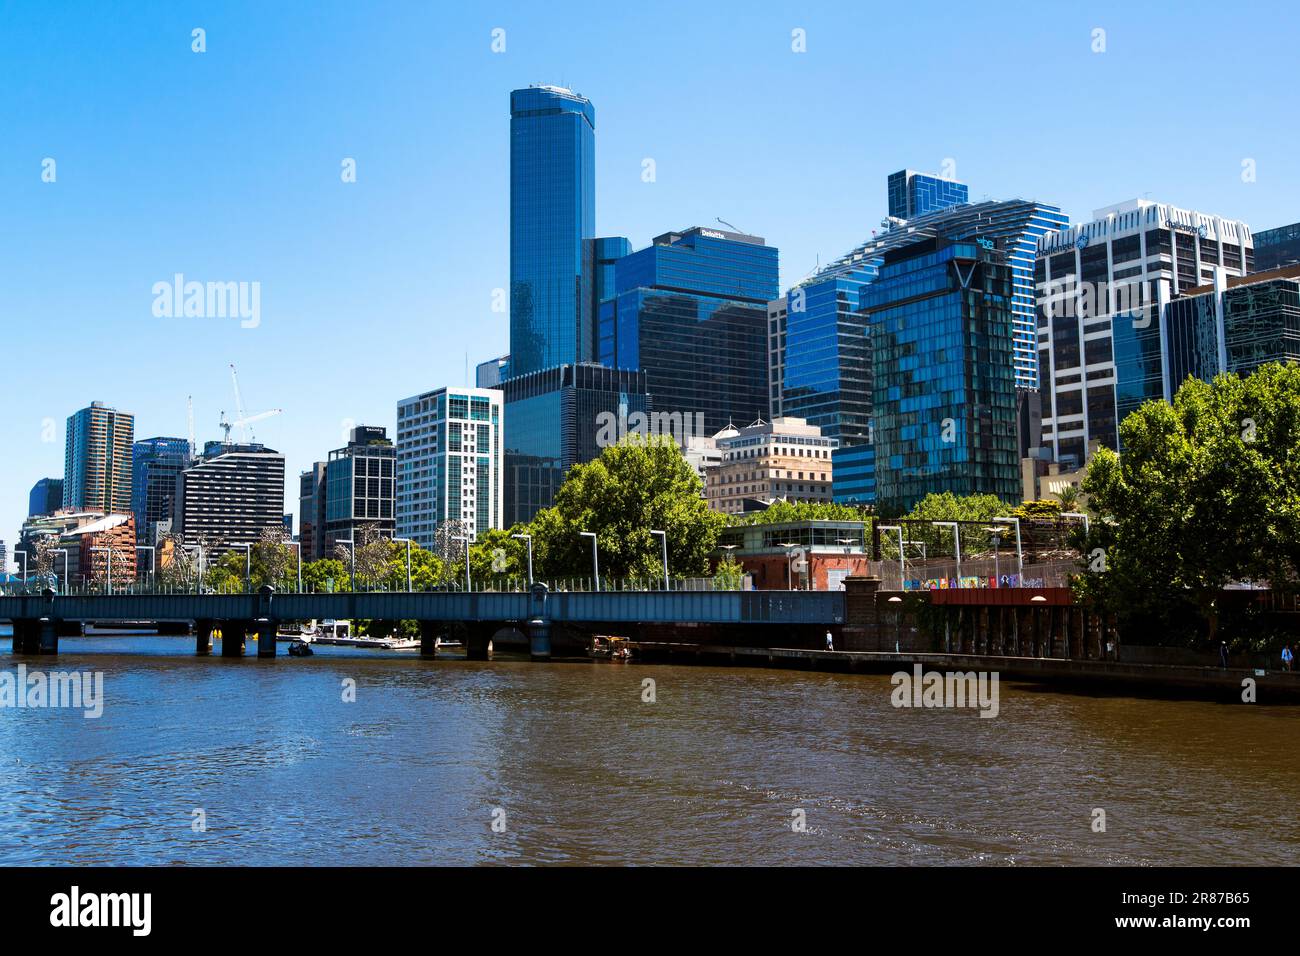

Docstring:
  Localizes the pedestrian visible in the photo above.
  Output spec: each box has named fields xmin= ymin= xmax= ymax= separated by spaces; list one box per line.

xmin=1282 ymin=644 xmax=1293 ymax=673
xmin=825 ymin=630 xmax=834 ymax=652
xmin=1219 ymin=640 xmax=1229 ymax=669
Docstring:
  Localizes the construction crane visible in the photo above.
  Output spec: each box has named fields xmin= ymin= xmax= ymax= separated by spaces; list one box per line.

xmin=219 ymin=364 xmax=281 ymax=445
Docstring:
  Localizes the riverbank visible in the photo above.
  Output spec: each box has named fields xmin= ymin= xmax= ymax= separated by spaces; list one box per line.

xmin=628 ymin=641 xmax=1300 ymax=704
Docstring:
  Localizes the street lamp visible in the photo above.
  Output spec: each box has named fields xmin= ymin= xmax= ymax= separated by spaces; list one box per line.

xmin=649 ymin=530 xmax=669 ymax=590
xmin=777 ymin=542 xmax=800 ymax=590
xmin=51 ymin=548 xmax=69 ymax=595
xmin=237 ymin=542 xmax=253 ymax=592
xmin=877 ymin=525 xmax=906 ymax=589
xmin=512 ymin=532 xmax=534 ymax=587
xmin=88 ymin=546 xmax=114 ymax=594
xmin=136 ymin=545 xmax=156 ymax=590
xmin=393 ymin=538 xmax=413 ymax=592
xmin=580 ymin=531 xmax=600 ymax=592
xmin=932 ymin=521 xmax=962 ymax=588
xmin=451 ymin=534 xmax=471 ymax=592
xmin=888 ymin=594 xmax=903 ymax=652
xmin=992 ymin=517 xmax=1023 ymax=587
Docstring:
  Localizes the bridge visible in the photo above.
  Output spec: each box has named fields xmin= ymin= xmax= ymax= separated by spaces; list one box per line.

xmin=0 ymin=585 xmax=845 ymax=660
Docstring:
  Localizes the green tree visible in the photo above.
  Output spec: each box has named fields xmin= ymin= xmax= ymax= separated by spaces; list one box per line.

xmin=712 ymin=554 xmax=745 ymax=590
xmin=302 ymin=558 xmax=349 ymax=593
xmin=731 ymin=500 xmax=869 ymax=526
xmin=531 ymin=434 xmax=726 ymax=581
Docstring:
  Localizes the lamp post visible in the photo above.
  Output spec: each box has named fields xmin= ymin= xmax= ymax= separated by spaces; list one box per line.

xmin=933 ymin=521 xmax=962 ymax=588
xmin=392 ymin=538 xmax=413 ymax=592
xmin=777 ymin=542 xmax=799 ymax=590
xmin=88 ymin=546 xmax=114 ymax=594
xmin=284 ymin=540 xmax=302 ymax=592
xmin=649 ymin=530 xmax=669 ymax=590
xmin=51 ymin=548 xmax=69 ymax=595
xmin=452 ymin=534 xmax=471 ymax=592
xmin=136 ymin=545 xmax=156 ymax=590
xmin=512 ymin=533 xmax=534 ymax=587
xmin=580 ymin=531 xmax=600 ymax=592
xmin=877 ymin=524 xmax=906 ymax=590
xmin=888 ymin=595 xmax=903 ymax=653
xmin=237 ymin=542 xmax=253 ymax=592
xmin=992 ymin=517 xmax=1023 ymax=586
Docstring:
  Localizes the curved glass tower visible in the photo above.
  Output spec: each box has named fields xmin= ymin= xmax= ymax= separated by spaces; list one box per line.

xmin=509 ymin=86 xmax=596 ymax=376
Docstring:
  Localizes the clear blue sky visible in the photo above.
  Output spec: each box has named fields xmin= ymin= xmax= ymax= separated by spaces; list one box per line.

xmin=2 ymin=0 xmax=1296 ymax=555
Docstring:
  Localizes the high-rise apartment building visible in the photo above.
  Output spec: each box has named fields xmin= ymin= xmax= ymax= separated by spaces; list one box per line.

xmin=704 ymin=418 xmax=837 ymax=516
xmin=65 ymin=402 xmax=134 ymax=514
xmin=598 ymin=226 xmax=777 ymax=435
xmin=396 ymin=387 xmax=504 ymax=549
xmin=509 ymin=86 xmax=596 ymax=376
xmin=132 ymin=436 xmax=191 ymax=546
xmin=1035 ymin=199 xmax=1253 ymax=466
xmin=173 ymin=441 xmax=287 ymax=556
xmin=28 ymin=477 xmax=64 ymax=517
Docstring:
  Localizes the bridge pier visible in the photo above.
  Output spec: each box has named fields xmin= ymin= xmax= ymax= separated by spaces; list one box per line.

xmin=256 ymin=618 xmax=276 ymax=659
xmin=419 ymin=621 xmax=440 ymax=659
xmin=220 ymin=622 xmax=247 ymax=658
xmin=194 ymin=619 xmax=214 ymax=656
xmin=465 ymin=623 xmax=494 ymax=660
xmin=527 ymin=617 xmax=551 ymax=661
xmin=11 ymin=619 xmax=58 ymax=655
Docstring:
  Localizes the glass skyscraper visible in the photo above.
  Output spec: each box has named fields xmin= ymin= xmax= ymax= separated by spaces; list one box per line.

xmin=131 ymin=436 xmax=191 ymax=545
xmin=865 ymin=238 xmax=1020 ymax=513
xmin=509 ymin=86 xmax=596 ymax=376
xmin=28 ymin=477 xmax=63 ymax=517
xmin=1254 ymin=222 xmax=1300 ymax=272
xmin=598 ymin=227 xmax=777 ymax=435
xmin=887 ymin=169 xmax=969 ymax=220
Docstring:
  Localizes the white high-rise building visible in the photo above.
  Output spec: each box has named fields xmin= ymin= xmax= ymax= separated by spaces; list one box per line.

xmin=1034 ymin=199 xmax=1252 ymax=467
xmin=396 ymin=386 xmax=504 ymax=550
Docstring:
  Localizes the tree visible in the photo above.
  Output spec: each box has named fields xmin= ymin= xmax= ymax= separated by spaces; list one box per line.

xmin=1079 ymin=363 xmax=1300 ymax=647
xmin=731 ymin=500 xmax=869 ymax=526
xmin=334 ymin=523 xmax=392 ymax=589
xmin=303 ymin=558 xmax=349 ymax=594
xmin=894 ymin=492 xmax=1015 ymax=561
xmin=712 ymin=554 xmax=744 ymax=590
xmin=1055 ymin=485 xmax=1080 ymax=512
xmin=531 ymin=434 xmax=726 ymax=581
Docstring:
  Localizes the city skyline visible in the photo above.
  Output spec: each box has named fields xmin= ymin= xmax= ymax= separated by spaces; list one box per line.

xmin=4 ymin=1 xmax=1299 ymax=549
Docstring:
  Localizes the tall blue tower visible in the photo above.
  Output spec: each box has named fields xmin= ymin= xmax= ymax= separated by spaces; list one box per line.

xmin=509 ymin=86 xmax=596 ymax=377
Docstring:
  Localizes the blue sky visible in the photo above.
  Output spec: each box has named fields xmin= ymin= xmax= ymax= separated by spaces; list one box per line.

xmin=1 ymin=0 xmax=1296 ymax=553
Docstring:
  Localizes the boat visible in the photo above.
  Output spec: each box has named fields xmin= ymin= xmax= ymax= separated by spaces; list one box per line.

xmin=287 ymin=640 xmax=314 ymax=657
xmin=590 ymin=636 xmax=632 ymax=661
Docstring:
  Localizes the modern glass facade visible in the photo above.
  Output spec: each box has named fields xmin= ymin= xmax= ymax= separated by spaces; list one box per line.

xmin=320 ymin=426 xmax=396 ymax=557
xmin=866 ymin=239 xmax=1019 ymax=513
xmin=831 ymin=443 xmax=876 ymax=505
xmin=598 ymin=227 xmax=777 ymax=435
xmin=131 ymin=436 xmax=191 ymax=545
xmin=501 ymin=364 xmax=649 ymax=526
xmin=1254 ymin=222 xmax=1300 ymax=272
xmin=65 ymin=402 xmax=135 ymax=514
xmin=887 ymin=169 xmax=969 ymax=220
xmin=396 ymin=388 xmax=503 ymax=549
xmin=509 ymin=86 xmax=596 ymax=376
xmin=28 ymin=477 xmax=63 ymax=517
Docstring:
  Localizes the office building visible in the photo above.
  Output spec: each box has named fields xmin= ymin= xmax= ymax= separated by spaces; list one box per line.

xmin=65 ymin=402 xmax=134 ymax=514
xmin=174 ymin=441 xmax=287 ymax=557
xmin=598 ymin=226 xmax=777 ymax=434
xmin=131 ymin=436 xmax=191 ymax=546
xmin=704 ymin=417 xmax=836 ymax=516
xmin=28 ymin=477 xmax=63 ymax=517
xmin=1035 ymin=199 xmax=1253 ymax=466
xmin=396 ymin=387 xmax=504 ymax=549
xmin=314 ymin=425 xmax=397 ymax=559
xmin=1166 ymin=265 xmax=1300 ymax=386
xmin=15 ymin=510 xmax=136 ymax=586
xmin=832 ymin=443 xmax=876 ymax=506
xmin=509 ymin=85 xmax=596 ymax=376
xmin=476 ymin=355 xmax=510 ymax=389
xmin=500 ymin=364 xmax=648 ymax=526
xmin=714 ymin=519 xmax=870 ymax=591
xmin=887 ymin=168 xmax=969 ymax=221
xmin=1253 ymin=222 xmax=1300 ymax=273
xmin=298 ymin=462 xmax=327 ymax=562
xmin=866 ymin=237 xmax=1020 ymax=513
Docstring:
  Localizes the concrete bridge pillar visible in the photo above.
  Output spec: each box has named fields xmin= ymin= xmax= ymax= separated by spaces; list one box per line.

xmin=220 ymin=622 xmax=247 ymax=657
xmin=418 ymin=621 xmax=440 ymax=659
xmin=527 ymin=617 xmax=551 ymax=661
xmin=256 ymin=618 xmax=276 ymax=659
xmin=465 ymin=623 xmax=495 ymax=660
xmin=37 ymin=618 xmax=58 ymax=655
xmin=194 ymin=619 xmax=214 ymax=656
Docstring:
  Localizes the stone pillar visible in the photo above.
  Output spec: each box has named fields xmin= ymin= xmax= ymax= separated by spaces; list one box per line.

xmin=37 ymin=618 xmax=58 ymax=655
xmin=465 ymin=624 xmax=491 ymax=660
xmin=419 ymin=621 xmax=440 ymax=659
xmin=195 ymin=619 xmax=213 ymax=656
xmin=527 ymin=617 xmax=551 ymax=661
xmin=220 ymin=622 xmax=246 ymax=657
xmin=256 ymin=618 xmax=276 ymax=659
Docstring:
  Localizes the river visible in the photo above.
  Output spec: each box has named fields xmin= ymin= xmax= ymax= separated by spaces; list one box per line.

xmin=1 ymin=631 xmax=1297 ymax=865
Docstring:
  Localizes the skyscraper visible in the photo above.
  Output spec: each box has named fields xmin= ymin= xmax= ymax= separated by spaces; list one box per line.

xmin=65 ymin=402 xmax=134 ymax=514
xmin=28 ymin=477 xmax=64 ymax=517
xmin=509 ymin=85 xmax=596 ymax=376
xmin=887 ymin=169 xmax=969 ymax=220
xmin=174 ymin=441 xmax=286 ymax=556
xmin=132 ymin=436 xmax=191 ymax=546
xmin=598 ymin=226 xmax=777 ymax=435
xmin=319 ymin=426 xmax=396 ymax=559
xmin=396 ymin=387 xmax=504 ymax=549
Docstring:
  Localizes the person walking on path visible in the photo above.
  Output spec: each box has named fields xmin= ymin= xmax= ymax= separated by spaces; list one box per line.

xmin=1282 ymin=645 xmax=1294 ymax=673
xmin=1219 ymin=641 xmax=1229 ymax=669
xmin=825 ymin=630 xmax=834 ymax=652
